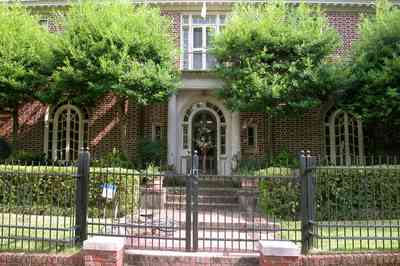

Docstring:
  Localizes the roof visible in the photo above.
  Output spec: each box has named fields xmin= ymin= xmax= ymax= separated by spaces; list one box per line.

xmin=3 ymin=0 xmax=400 ymax=7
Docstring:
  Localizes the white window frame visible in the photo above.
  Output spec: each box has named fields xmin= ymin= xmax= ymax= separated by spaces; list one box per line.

xmin=180 ymin=14 xmax=225 ymax=71
xmin=325 ymin=110 xmax=364 ymax=165
xmin=44 ymin=104 xmax=87 ymax=161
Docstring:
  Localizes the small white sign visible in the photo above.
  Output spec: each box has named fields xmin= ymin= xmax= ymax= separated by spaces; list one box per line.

xmin=101 ymin=184 xmax=117 ymax=200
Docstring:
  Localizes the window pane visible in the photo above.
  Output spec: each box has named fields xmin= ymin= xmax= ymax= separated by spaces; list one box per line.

xmin=206 ymin=53 xmax=217 ymax=69
xmin=207 ymin=15 xmax=216 ymax=24
xmin=220 ymin=15 xmax=226 ymax=24
xmin=248 ymin=127 xmax=255 ymax=146
xmin=193 ymin=28 xmax=202 ymax=48
xmin=206 ymin=27 xmax=215 ymax=48
xmin=182 ymin=15 xmax=189 ymax=25
xmin=193 ymin=52 xmax=203 ymax=69
xmin=183 ymin=27 xmax=189 ymax=69
xmin=192 ymin=15 xmax=204 ymax=25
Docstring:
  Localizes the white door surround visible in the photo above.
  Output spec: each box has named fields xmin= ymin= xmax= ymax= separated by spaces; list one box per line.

xmin=168 ymin=90 xmax=240 ymax=175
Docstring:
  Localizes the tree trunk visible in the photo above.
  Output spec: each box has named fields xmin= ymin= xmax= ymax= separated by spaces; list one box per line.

xmin=12 ymin=109 xmax=19 ymax=148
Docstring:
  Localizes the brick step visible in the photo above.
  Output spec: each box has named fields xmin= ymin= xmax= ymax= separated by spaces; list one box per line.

xmin=166 ymin=194 xmax=239 ymax=204
xmin=198 ymin=180 xmax=241 ymax=188
xmin=165 ymin=187 xmax=252 ymax=196
xmin=114 ymin=219 xmax=280 ymax=232
xmin=165 ymin=202 xmax=240 ymax=211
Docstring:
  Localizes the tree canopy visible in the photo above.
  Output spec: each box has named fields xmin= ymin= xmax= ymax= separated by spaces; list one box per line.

xmin=212 ymin=1 xmax=340 ymax=115
xmin=0 ymin=4 xmax=53 ymax=144
xmin=341 ymin=0 xmax=400 ymax=126
xmin=38 ymin=1 xmax=178 ymax=106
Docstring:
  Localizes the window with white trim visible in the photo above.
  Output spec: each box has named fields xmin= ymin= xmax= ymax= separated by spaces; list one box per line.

xmin=45 ymin=104 xmax=88 ymax=161
xmin=181 ymin=14 xmax=226 ymax=70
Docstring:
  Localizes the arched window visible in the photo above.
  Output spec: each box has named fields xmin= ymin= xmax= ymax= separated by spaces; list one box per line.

xmin=44 ymin=104 xmax=88 ymax=161
xmin=324 ymin=109 xmax=364 ymax=165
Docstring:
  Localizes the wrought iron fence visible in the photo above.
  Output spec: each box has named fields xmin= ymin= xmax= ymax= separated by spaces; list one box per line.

xmin=0 ymin=160 xmax=77 ymax=252
xmin=0 ymin=150 xmax=399 ymax=254
xmin=311 ymin=164 xmax=400 ymax=252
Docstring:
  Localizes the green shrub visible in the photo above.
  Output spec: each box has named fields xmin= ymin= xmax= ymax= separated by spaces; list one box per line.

xmin=271 ymin=148 xmax=299 ymax=168
xmin=8 ymin=150 xmax=47 ymax=164
xmin=136 ymin=138 xmax=167 ymax=168
xmin=92 ymin=148 xmax=133 ymax=169
xmin=88 ymin=168 xmax=139 ymax=217
xmin=258 ymin=166 xmax=400 ymax=221
xmin=0 ymin=165 xmax=140 ymax=218
xmin=259 ymin=177 xmax=300 ymax=220
xmin=0 ymin=138 xmax=11 ymax=160
xmin=316 ymin=167 xmax=400 ymax=220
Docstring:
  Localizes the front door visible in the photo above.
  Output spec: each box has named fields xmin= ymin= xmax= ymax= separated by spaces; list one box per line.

xmin=192 ymin=110 xmax=217 ymax=174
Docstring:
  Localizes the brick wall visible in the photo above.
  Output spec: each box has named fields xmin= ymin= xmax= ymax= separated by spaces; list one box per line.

xmin=141 ymin=104 xmax=169 ymax=140
xmin=125 ymin=251 xmax=259 ymax=266
xmin=0 ymin=252 xmax=83 ymax=266
xmin=327 ymin=12 xmax=361 ymax=56
xmin=0 ymin=101 xmax=47 ymax=153
xmin=240 ymin=112 xmax=268 ymax=159
xmin=271 ymin=109 xmax=322 ymax=156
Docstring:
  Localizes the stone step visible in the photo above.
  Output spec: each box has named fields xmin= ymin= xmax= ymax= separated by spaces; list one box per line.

xmin=165 ymin=202 xmax=240 ymax=211
xmin=166 ymin=194 xmax=239 ymax=204
xmin=166 ymin=187 xmax=253 ymax=196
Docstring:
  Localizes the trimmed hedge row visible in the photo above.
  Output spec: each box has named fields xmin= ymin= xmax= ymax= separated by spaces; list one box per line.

xmin=259 ymin=166 xmax=400 ymax=220
xmin=315 ymin=166 xmax=400 ymax=220
xmin=0 ymin=165 xmax=140 ymax=217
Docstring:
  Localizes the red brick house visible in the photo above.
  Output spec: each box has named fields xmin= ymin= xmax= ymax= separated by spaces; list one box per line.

xmin=0 ymin=0 xmax=395 ymax=174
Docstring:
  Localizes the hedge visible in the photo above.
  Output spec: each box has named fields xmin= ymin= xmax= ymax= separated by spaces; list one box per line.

xmin=0 ymin=165 xmax=140 ymax=218
xmin=258 ymin=166 xmax=400 ymax=221
xmin=315 ymin=166 xmax=400 ymax=220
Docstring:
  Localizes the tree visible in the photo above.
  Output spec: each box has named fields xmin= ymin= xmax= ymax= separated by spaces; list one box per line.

xmin=39 ymin=1 xmax=178 ymax=107
xmin=38 ymin=1 xmax=178 ymax=156
xmin=341 ymin=0 xmax=400 ymax=126
xmin=212 ymin=1 xmax=340 ymax=116
xmin=0 ymin=4 xmax=53 ymax=146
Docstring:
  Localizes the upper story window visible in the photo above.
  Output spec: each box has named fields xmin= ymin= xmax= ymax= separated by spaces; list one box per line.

xmin=181 ymin=14 xmax=226 ymax=71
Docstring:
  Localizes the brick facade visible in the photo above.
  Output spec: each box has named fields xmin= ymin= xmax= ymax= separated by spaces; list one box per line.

xmin=0 ymin=6 xmax=364 ymax=162
xmin=240 ymin=112 xmax=268 ymax=159
xmin=327 ymin=12 xmax=361 ymax=56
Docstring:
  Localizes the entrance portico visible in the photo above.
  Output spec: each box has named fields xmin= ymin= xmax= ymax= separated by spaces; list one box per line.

xmin=168 ymin=76 xmax=240 ymax=175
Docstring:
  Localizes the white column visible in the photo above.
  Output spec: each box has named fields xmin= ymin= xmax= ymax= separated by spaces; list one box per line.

xmin=230 ymin=111 xmax=241 ymax=172
xmin=168 ymin=94 xmax=178 ymax=167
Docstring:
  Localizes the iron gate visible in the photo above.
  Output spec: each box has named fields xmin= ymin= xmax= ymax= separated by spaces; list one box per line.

xmin=81 ymin=150 xmax=304 ymax=253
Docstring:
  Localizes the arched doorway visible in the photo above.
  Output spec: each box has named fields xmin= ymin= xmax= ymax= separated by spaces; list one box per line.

xmin=180 ymin=101 xmax=227 ymax=174
xmin=192 ymin=110 xmax=218 ymax=174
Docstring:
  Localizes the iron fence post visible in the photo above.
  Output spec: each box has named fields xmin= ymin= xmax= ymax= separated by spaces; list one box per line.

xmin=75 ymin=148 xmax=90 ymax=245
xmin=300 ymin=150 xmax=315 ymax=254
xmin=192 ymin=151 xmax=199 ymax=252
xmin=185 ymin=157 xmax=192 ymax=251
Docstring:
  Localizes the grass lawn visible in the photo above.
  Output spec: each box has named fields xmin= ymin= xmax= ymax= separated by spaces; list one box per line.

xmin=280 ymin=220 xmax=400 ymax=252
xmin=0 ymin=212 xmax=77 ymax=253
xmin=1 ymin=212 xmax=399 ymax=253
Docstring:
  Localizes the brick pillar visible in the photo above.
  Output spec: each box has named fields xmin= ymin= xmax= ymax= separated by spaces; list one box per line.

xmin=83 ymin=236 xmax=125 ymax=266
xmin=259 ymin=240 xmax=301 ymax=266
